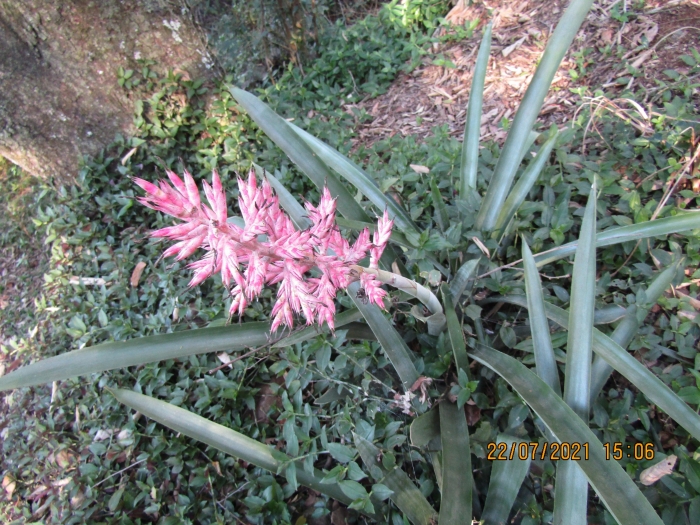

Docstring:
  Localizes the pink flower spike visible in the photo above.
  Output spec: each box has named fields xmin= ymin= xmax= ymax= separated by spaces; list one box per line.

xmin=374 ymin=210 xmax=393 ymax=247
xmin=229 ymin=287 xmax=248 ymax=318
xmin=166 ymin=170 xmax=188 ymax=197
xmin=182 ymin=170 xmax=202 ymax=210
xmin=132 ymin=177 xmax=165 ymax=199
xmin=370 ymin=210 xmax=393 ymax=268
xmin=135 ymin=168 xmax=404 ymax=332
xmin=360 ymin=272 xmax=388 ymax=309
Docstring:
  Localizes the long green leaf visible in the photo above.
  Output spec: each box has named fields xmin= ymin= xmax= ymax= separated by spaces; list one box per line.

xmin=533 ymin=212 xmax=700 ymax=267
xmin=494 ymin=131 xmax=559 ymax=233
xmin=522 ymin=240 xmax=560 ymax=396
xmin=589 ymin=261 xmax=680 ymax=402
xmin=553 ymin=186 xmax=596 ymax=525
xmin=496 ymin=296 xmax=700 ymax=442
xmin=467 ymin=345 xmax=663 ymax=525
xmin=111 ymin=389 xmax=362 ymax=512
xmin=0 ymin=322 xmax=271 ymax=391
xmin=440 ymin=284 xmax=470 ymax=378
xmin=438 ymin=401 xmax=472 ymax=524
xmin=475 ymin=0 xmax=595 ymax=231
xmin=290 ymin=123 xmax=418 ymax=236
xmin=481 ymin=434 xmax=531 ymax=525
xmin=562 ymin=188 xmax=596 ymax=418
xmin=449 ymin=257 xmax=481 ymax=302
xmin=347 ymin=281 xmax=419 ymax=389
xmin=253 ymin=164 xmax=311 ymax=230
xmin=460 ymin=22 xmax=492 ymax=195
xmin=230 ymin=87 xmax=369 ymax=222
xmin=354 ymin=433 xmax=438 ymax=525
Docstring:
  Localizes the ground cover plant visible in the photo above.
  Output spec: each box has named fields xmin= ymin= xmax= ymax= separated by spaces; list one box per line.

xmin=1 ymin=0 xmax=700 ymax=523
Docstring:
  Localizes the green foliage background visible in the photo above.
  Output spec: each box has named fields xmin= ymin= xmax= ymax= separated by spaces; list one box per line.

xmin=2 ymin=0 xmax=700 ymax=523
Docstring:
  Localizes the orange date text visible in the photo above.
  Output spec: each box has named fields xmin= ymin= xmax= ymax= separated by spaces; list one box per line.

xmin=486 ymin=441 xmax=589 ymax=461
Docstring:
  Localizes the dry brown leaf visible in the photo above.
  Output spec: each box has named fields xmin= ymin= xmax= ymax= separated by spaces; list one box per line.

xmin=130 ymin=261 xmax=147 ymax=287
xmin=640 ymin=455 xmax=677 ymax=485
xmin=502 ymin=36 xmax=527 ymax=57
xmin=466 ymin=404 xmax=481 ymax=426
xmin=69 ymin=276 xmax=107 ymax=286
xmin=55 ymin=449 xmax=76 ymax=468
xmin=643 ymin=22 xmax=659 ymax=44
xmin=2 ymin=475 xmax=16 ymax=497
xmin=26 ymin=484 xmax=50 ymax=500
xmin=410 ymin=164 xmax=430 ymax=174
xmin=217 ymin=353 xmax=233 ymax=370
xmin=121 ymin=147 xmax=138 ymax=166
xmin=472 ymin=236 xmax=491 ymax=258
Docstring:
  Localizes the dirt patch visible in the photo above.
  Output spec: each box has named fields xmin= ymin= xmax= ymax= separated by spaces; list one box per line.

xmin=347 ymin=0 xmax=700 ymax=151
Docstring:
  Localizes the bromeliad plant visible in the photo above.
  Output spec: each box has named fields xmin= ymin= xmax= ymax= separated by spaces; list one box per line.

xmin=2 ymin=0 xmax=700 ymax=522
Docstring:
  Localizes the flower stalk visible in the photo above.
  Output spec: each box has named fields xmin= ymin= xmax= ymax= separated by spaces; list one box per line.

xmin=350 ymin=265 xmax=443 ymax=318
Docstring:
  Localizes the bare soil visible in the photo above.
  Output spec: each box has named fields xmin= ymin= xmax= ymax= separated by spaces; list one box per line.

xmin=346 ymin=0 xmax=700 ymax=151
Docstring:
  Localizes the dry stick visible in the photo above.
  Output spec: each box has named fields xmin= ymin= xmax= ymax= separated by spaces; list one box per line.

xmin=350 ymin=265 xmax=443 ymax=317
xmin=208 ymin=345 xmax=267 ymax=374
xmin=626 ymin=26 xmax=700 ymax=91
xmin=92 ymin=458 xmax=148 ymax=489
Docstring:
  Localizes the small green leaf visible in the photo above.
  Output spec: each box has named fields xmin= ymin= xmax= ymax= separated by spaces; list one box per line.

xmin=465 ymin=304 xmax=482 ymax=320
xmin=431 ymin=179 xmax=449 ymax=232
xmin=108 ymin=486 xmax=125 ymax=512
xmin=347 ymin=461 xmax=367 ymax=481
xmin=339 ymin=480 xmax=368 ymax=501
xmin=371 ymin=483 xmax=394 ymax=501
xmin=327 ymin=443 xmax=356 ymax=464
xmin=450 ymin=257 xmax=481 ymax=302
xmin=410 ymin=407 xmax=440 ymax=448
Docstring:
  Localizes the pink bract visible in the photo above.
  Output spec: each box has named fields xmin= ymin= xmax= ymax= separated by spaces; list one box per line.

xmin=134 ymin=169 xmax=393 ymax=331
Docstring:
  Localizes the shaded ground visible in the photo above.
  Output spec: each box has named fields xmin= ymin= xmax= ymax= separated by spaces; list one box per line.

xmin=347 ymin=0 xmax=700 ymax=150
xmin=0 ymin=162 xmax=51 ymax=371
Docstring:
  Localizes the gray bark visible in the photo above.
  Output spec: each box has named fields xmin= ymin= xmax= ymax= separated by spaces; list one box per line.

xmin=0 ymin=0 xmax=218 ymax=181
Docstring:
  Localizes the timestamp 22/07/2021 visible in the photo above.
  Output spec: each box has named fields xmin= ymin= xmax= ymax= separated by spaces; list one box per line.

xmin=486 ymin=441 xmax=657 ymax=461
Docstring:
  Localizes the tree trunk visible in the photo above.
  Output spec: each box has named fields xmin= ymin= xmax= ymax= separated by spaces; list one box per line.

xmin=0 ymin=0 xmax=218 ymax=182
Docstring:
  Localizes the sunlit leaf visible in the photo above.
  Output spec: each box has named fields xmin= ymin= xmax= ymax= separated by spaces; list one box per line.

xmin=476 ymin=0 xmax=595 ymax=230
xmin=0 ymin=322 xmax=271 ymax=391
xmin=460 ymin=22 xmax=492 ymax=195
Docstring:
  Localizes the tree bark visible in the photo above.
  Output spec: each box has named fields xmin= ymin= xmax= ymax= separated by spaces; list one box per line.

xmin=0 ymin=0 xmax=218 ymax=181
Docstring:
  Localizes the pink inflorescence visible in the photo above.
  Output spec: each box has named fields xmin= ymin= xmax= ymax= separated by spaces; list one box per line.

xmin=133 ymin=169 xmax=393 ymax=331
